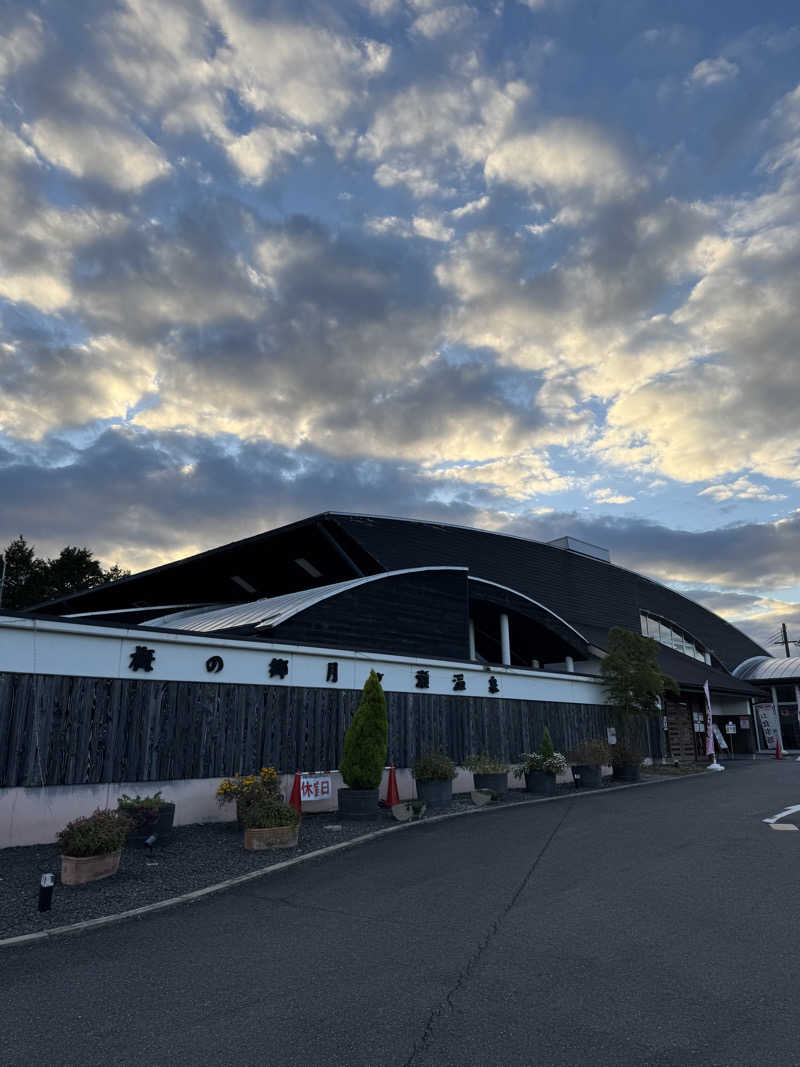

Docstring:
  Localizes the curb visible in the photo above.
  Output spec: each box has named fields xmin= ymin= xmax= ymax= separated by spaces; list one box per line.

xmin=0 ymin=771 xmax=705 ymax=948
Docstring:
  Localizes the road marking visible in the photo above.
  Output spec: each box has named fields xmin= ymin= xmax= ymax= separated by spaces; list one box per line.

xmin=763 ymin=804 xmax=800 ymax=824
xmin=769 ymin=823 xmax=799 ymax=831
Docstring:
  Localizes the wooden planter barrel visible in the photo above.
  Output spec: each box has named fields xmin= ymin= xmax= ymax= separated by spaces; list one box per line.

xmin=61 ymin=850 xmax=122 ymax=885
xmin=243 ymin=823 xmax=300 ymax=850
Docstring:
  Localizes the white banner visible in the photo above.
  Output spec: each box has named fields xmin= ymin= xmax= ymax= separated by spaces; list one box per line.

xmin=712 ymin=723 xmax=729 ymax=751
xmin=755 ymin=703 xmax=780 ymax=751
xmin=703 ymin=681 xmax=715 ymax=756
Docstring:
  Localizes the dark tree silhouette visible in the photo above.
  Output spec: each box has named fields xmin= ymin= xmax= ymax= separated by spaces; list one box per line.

xmin=0 ymin=536 xmax=130 ymax=610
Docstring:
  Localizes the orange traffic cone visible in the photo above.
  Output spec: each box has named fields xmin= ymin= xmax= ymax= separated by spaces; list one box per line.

xmin=385 ymin=763 xmax=400 ymax=807
xmin=289 ymin=771 xmax=302 ymax=813
xmin=776 ymin=739 xmax=783 ymax=760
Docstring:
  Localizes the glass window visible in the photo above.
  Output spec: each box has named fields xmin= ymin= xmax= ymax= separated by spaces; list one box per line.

xmin=640 ymin=611 xmax=707 ymax=661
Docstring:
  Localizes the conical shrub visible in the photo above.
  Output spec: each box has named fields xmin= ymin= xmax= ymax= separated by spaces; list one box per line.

xmin=339 ymin=670 xmax=389 ymax=790
xmin=540 ymin=726 xmax=555 ymax=759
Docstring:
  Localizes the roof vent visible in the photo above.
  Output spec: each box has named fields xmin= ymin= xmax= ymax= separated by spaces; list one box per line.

xmin=547 ymin=536 xmax=610 ymax=563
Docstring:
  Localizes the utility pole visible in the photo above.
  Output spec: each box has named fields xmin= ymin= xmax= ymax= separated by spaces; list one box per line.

xmin=782 ymin=622 xmax=790 ymax=658
xmin=0 ymin=553 xmax=5 ymax=610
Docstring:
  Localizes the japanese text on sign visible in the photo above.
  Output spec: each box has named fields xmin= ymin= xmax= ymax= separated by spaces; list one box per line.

xmin=300 ymin=775 xmax=332 ymax=801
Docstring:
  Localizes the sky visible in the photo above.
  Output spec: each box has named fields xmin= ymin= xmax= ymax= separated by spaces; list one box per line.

xmin=1 ymin=0 xmax=799 ymax=654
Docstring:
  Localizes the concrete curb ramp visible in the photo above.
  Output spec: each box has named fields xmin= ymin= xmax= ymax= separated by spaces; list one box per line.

xmin=0 ymin=773 xmax=704 ymax=948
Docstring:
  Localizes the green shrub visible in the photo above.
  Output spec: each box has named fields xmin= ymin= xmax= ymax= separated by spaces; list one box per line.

xmin=413 ymin=751 xmax=457 ymax=781
xmin=339 ymin=671 xmax=389 ymax=790
xmin=462 ymin=753 xmax=510 ymax=774
xmin=117 ymin=791 xmax=167 ymax=812
xmin=539 ymin=727 xmax=555 ymax=760
xmin=514 ymin=750 xmax=567 ymax=776
xmin=239 ymin=798 xmax=300 ymax=830
xmin=57 ymin=809 xmax=133 ymax=858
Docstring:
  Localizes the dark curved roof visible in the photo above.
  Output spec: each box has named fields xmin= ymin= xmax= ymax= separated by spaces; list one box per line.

xmin=327 ymin=514 xmax=766 ymax=672
xmin=32 ymin=510 xmax=766 ymax=674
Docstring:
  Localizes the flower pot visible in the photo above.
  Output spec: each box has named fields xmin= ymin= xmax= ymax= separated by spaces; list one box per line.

xmin=524 ymin=770 xmax=557 ymax=795
xmin=61 ymin=850 xmax=122 ymax=886
xmin=243 ymin=823 xmax=300 ymax=850
xmin=571 ymin=764 xmax=602 ymax=789
xmin=612 ymin=761 xmax=640 ymax=782
xmin=338 ymin=787 xmax=380 ymax=819
xmin=473 ymin=772 xmax=508 ymax=793
xmin=415 ymin=778 xmax=452 ymax=810
xmin=125 ymin=802 xmax=176 ymax=846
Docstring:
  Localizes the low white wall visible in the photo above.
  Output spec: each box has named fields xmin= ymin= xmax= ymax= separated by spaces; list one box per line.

xmin=0 ymin=613 xmax=608 ymax=704
xmin=0 ymin=764 xmax=590 ymax=847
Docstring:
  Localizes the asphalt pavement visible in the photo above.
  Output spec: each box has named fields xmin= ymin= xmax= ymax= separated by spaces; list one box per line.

xmin=4 ymin=760 xmax=799 ymax=1067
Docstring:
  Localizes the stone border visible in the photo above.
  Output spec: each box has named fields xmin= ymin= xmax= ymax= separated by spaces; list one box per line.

xmin=0 ymin=773 xmax=704 ymax=948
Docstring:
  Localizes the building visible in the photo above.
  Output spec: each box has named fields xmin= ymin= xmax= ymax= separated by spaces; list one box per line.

xmin=0 ymin=512 xmax=771 ymax=845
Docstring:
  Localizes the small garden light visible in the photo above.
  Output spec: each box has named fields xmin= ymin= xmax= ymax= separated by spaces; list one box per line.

xmin=38 ymin=872 xmax=54 ymax=912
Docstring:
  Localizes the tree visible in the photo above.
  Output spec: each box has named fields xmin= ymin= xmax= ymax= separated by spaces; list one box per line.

xmin=539 ymin=726 xmax=555 ymax=759
xmin=339 ymin=670 xmax=389 ymax=790
xmin=600 ymin=627 xmax=679 ymax=758
xmin=0 ymin=536 xmax=130 ymax=611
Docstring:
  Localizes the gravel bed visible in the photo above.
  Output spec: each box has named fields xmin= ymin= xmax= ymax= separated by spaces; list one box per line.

xmin=0 ymin=784 xmax=606 ymax=941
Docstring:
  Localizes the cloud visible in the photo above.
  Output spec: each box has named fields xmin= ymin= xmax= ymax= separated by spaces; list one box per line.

xmin=502 ymin=509 xmax=800 ymax=593
xmin=431 ymin=453 xmax=575 ymax=499
xmin=361 ymin=76 xmax=528 ymax=196
xmin=592 ymin=488 xmax=635 ymax=504
xmin=27 ymin=118 xmax=170 ymax=191
xmin=0 ymin=12 xmax=43 ymax=77
xmin=204 ymin=1 xmax=391 ymax=127
xmin=698 ymin=478 xmax=787 ymax=504
xmin=412 ymin=215 xmax=454 ymax=241
xmin=485 ymin=120 xmax=640 ymax=205
xmin=450 ymin=196 xmax=490 ymax=218
xmin=410 ymin=5 xmax=474 ymax=39
xmin=0 ymin=123 xmax=126 ymax=314
xmin=224 ymin=125 xmax=316 ymax=184
xmin=680 ymin=588 xmax=800 ymax=653
xmin=373 ymin=162 xmax=448 ymax=198
xmin=0 ymin=333 xmax=156 ymax=440
xmin=0 ymin=426 xmax=488 ymax=571
xmin=687 ymin=57 xmax=739 ymax=89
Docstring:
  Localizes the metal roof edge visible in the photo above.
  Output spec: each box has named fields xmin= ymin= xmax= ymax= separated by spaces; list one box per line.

xmin=468 ymin=575 xmax=590 ymax=647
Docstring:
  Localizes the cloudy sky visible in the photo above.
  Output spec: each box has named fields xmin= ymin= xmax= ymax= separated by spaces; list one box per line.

xmin=1 ymin=0 xmax=799 ymax=652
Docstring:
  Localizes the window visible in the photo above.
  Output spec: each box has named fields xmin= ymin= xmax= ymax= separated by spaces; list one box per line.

xmin=639 ymin=611 xmax=709 ymax=662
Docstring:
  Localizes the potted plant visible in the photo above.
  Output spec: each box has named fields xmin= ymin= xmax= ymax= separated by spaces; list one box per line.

xmin=611 ymin=745 xmax=644 ymax=782
xmin=413 ymin=750 xmax=457 ymax=809
xmin=338 ymin=670 xmax=389 ymax=819
xmin=514 ymin=728 xmax=567 ymax=795
xmin=601 ymin=627 xmax=679 ymax=782
xmin=239 ymin=796 xmax=301 ymax=850
xmin=57 ymin=808 xmax=133 ymax=885
xmin=462 ymin=753 xmax=510 ymax=793
xmin=567 ymin=738 xmax=611 ymax=789
xmin=117 ymin=791 xmax=175 ymax=845
xmin=217 ymin=768 xmax=292 ymax=840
